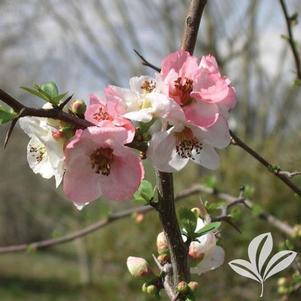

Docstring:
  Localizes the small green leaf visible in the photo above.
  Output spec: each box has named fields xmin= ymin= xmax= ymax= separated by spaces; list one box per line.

xmin=40 ymin=81 xmax=59 ymax=98
xmin=206 ymin=200 xmax=226 ymax=211
xmin=243 ymin=184 xmax=255 ymax=198
xmin=21 ymin=86 xmax=50 ymax=102
xmin=179 ymin=208 xmax=198 ymax=236
xmin=194 ymin=221 xmax=221 ymax=237
xmin=133 ymin=180 xmax=155 ymax=205
xmin=0 ymin=106 xmax=16 ymax=124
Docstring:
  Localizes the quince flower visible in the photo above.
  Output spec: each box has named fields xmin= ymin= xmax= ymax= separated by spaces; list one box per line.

xmin=147 ymin=117 xmax=230 ymax=172
xmin=19 ymin=115 xmax=65 ymax=187
xmin=63 ymin=125 xmax=144 ymax=206
xmin=160 ymin=50 xmax=236 ymax=128
xmin=106 ymin=75 xmax=184 ymax=124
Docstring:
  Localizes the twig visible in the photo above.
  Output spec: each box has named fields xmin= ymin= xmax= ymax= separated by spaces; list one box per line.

xmin=279 ymin=0 xmax=301 ymax=79
xmin=230 ymin=130 xmax=301 ymax=198
xmin=0 ymin=184 xmax=202 ymax=254
xmin=278 ymin=171 xmax=301 ymax=178
xmin=133 ymin=49 xmax=161 ymax=72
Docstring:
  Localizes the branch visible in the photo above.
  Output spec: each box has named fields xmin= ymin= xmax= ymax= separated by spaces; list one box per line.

xmin=0 ymin=89 xmax=147 ymax=152
xmin=153 ymin=1 xmax=208 ymax=293
xmin=230 ymin=130 xmax=301 ymax=198
xmin=279 ymin=0 xmax=301 ymax=79
xmin=133 ymin=49 xmax=161 ymax=72
xmin=0 ymin=184 xmax=201 ymax=254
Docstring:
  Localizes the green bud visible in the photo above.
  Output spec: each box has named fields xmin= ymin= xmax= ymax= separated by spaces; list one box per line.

xmin=146 ymin=284 xmax=158 ymax=295
xmin=176 ymin=281 xmax=189 ymax=294
xmin=70 ymin=99 xmax=86 ymax=116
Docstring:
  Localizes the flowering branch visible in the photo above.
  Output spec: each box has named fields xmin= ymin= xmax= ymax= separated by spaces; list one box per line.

xmin=153 ymin=0 xmax=207 ymax=296
xmin=279 ymin=0 xmax=301 ymax=80
xmin=230 ymin=130 xmax=301 ymax=198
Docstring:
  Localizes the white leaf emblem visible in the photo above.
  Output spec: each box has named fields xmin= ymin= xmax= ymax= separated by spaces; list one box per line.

xmin=228 ymin=233 xmax=297 ymax=297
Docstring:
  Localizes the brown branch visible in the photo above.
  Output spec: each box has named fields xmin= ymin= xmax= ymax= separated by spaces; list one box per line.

xmin=133 ymin=49 xmax=161 ymax=72
xmin=153 ymin=1 xmax=208 ymax=294
xmin=180 ymin=0 xmax=207 ymax=54
xmin=279 ymin=0 xmax=301 ymax=79
xmin=230 ymin=130 xmax=301 ymax=198
xmin=0 ymin=184 xmax=201 ymax=255
xmin=0 ymin=89 xmax=148 ymax=152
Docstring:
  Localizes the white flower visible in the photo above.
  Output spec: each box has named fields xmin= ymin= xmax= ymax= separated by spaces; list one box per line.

xmin=147 ymin=117 xmax=230 ymax=172
xmin=19 ymin=115 xmax=64 ymax=187
xmin=183 ymin=218 xmax=225 ymax=275
xmin=108 ymin=75 xmax=184 ymax=124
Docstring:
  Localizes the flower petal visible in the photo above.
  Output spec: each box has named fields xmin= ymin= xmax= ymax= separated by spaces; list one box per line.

xmin=191 ymin=144 xmax=220 ymax=170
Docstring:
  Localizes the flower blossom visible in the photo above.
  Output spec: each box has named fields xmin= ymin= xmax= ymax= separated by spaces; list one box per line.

xmin=147 ymin=117 xmax=230 ymax=172
xmin=85 ymin=93 xmax=135 ymax=143
xmin=160 ymin=50 xmax=236 ymax=128
xmin=19 ymin=115 xmax=65 ymax=187
xmin=63 ymin=125 xmax=144 ymax=206
xmin=185 ymin=218 xmax=225 ymax=275
xmin=106 ymin=75 xmax=184 ymax=124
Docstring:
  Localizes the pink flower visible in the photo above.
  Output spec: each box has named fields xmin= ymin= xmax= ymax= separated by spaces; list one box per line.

xmin=85 ymin=94 xmax=135 ymax=143
xmin=126 ymin=256 xmax=152 ymax=277
xmin=147 ymin=117 xmax=230 ymax=172
xmin=160 ymin=50 xmax=236 ymax=128
xmin=63 ymin=125 xmax=144 ymax=205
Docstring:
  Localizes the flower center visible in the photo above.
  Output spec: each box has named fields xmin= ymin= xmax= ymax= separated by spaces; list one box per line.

xmin=175 ymin=127 xmax=202 ymax=159
xmin=174 ymin=77 xmax=193 ymax=105
xmin=90 ymin=147 xmax=114 ymax=175
xmin=141 ymin=80 xmax=156 ymax=93
xmin=93 ymin=107 xmax=113 ymax=122
xmin=29 ymin=144 xmax=46 ymax=163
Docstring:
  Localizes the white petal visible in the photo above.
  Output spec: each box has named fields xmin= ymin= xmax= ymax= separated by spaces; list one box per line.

xmin=123 ymin=109 xmax=153 ymax=123
xmin=129 ymin=75 xmax=157 ymax=93
xmin=148 ymin=130 xmax=188 ymax=172
xmin=27 ymin=138 xmax=53 ymax=179
xmin=19 ymin=117 xmax=48 ymax=139
xmin=191 ymin=144 xmax=220 ymax=170
xmin=191 ymin=246 xmax=225 ymax=275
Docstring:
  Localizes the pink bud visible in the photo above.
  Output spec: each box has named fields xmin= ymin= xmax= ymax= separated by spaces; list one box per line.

xmin=176 ymin=281 xmax=189 ymax=294
xmin=188 ymin=281 xmax=199 ymax=291
xmin=70 ymin=99 xmax=86 ymax=115
xmin=188 ymin=242 xmax=205 ymax=263
xmin=126 ymin=256 xmax=151 ymax=277
xmin=156 ymin=232 xmax=168 ymax=254
xmin=52 ymin=129 xmax=63 ymax=140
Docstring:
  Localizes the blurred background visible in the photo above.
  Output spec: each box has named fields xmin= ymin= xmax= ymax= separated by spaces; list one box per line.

xmin=0 ymin=0 xmax=301 ymax=300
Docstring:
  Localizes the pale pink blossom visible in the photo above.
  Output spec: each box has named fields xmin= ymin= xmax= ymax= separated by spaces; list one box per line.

xmin=126 ymin=256 xmax=151 ymax=277
xmin=147 ymin=117 xmax=230 ymax=172
xmin=85 ymin=94 xmax=135 ymax=143
xmin=63 ymin=125 xmax=144 ymax=206
xmin=160 ymin=50 xmax=236 ymax=128
xmin=105 ymin=76 xmax=184 ymax=124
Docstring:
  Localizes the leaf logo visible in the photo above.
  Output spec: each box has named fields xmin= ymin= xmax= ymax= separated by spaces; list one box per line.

xmin=228 ymin=233 xmax=297 ymax=297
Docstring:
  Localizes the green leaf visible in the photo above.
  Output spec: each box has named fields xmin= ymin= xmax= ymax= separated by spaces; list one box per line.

xmin=206 ymin=200 xmax=226 ymax=211
xmin=203 ymin=175 xmax=217 ymax=188
xmin=243 ymin=184 xmax=255 ymax=198
xmin=40 ymin=81 xmax=59 ymax=98
xmin=194 ymin=221 xmax=221 ymax=237
xmin=0 ymin=106 xmax=16 ymax=124
xmin=21 ymin=86 xmax=50 ymax=102
xmin=133 ymin=180 xmax=155 ymax=205
xmin=179 ymin=208 xmax=198 ymax=236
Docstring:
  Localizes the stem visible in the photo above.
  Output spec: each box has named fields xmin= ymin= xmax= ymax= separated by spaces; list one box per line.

xmin=154 ymin=0 xmax=207 ymax=295
xmin=156 ymin=171 xmax=190 ymax=285
xmin=260 ymin=281 xmax=264 ymax=298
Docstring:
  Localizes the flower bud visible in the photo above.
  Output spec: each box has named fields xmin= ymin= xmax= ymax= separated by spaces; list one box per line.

xmin=277 ymin=277 xmax=287 ymax=287
xmin=133 ymin=212 xmax=144 ymax=223
xmin=52 ymin=129 xmax=63 ymax=140
xmin=191 ymin=207 xmax=201 ymax=217
xmin=70 ymin=99 xmax=86 ymax=116
xmin=157 ymin=253 xmax=170 ymax=265
xmin=188 ymin=281 xmax=199 ymax=291
xmin=188 ymin=241 xmax=205 ymax=263
xmin=146 ymin=284 xmax=158 ymax=295
xmin=156 ymin=232 xmax=168 ymax=254
xmin=176 ymin=281 xmax=189 ymax=294
xmin=126 ymin=256 xmax=151 ymax=277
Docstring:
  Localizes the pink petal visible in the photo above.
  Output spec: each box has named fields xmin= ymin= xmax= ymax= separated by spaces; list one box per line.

xmin=199 ymin=55 xmax=220 ymax=74
xmin=161 ymin=50 xmax=191 ymax=77
xmin=184 ymin=102 xmax=219 ymax=128
xmin=100 ymin=147 xmax=144 ymax=201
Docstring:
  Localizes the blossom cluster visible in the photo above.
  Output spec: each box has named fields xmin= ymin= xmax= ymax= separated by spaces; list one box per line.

xmin=19 ymin=50 xmax=236 ymax=207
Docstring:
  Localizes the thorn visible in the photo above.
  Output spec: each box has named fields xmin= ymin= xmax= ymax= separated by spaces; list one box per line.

xmin=58 ymin=94 xmax=73 ymax=110
xmin=4 ymin=118 xmax=18 ymax=149
xmin=4 ymin=108 xmax=25 ymax=149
